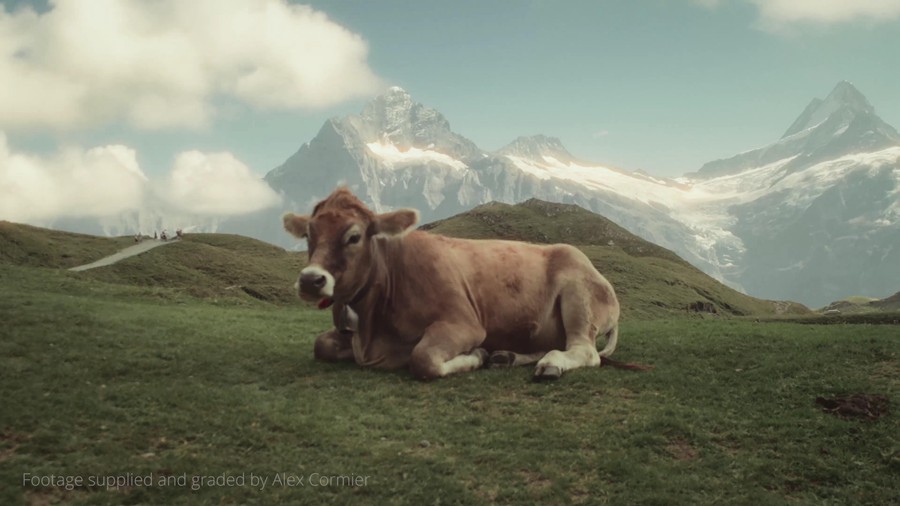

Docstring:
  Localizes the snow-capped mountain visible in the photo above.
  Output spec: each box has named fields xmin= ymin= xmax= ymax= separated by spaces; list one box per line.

xmin=684 ymin=82 xmax=900 ymax=306
xmin=691 ymin=81 xmax=900 ymax=179
xmin=252 ymin=87 xmax=721 ymax=284
xmin=241 ymin=82 xmax=898 ymax=307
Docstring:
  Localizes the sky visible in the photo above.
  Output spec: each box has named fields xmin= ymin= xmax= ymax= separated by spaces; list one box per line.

xmin=2 ymin=0 xmax=900 ymax=225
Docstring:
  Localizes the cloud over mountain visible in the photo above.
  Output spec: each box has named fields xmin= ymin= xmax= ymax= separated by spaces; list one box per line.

xmin=164 ymin=151 xmax=283 ymax=215
xmin=0 ymin=134 xmax=281 ymax=225
xmin=0 ymin=0 xmax=383 ymax=131
xmin=0 ymin=135 xmax=147 ymax=222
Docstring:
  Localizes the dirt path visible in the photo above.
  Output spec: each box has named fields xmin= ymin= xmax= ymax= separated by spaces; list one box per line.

xmin=70 ymin=239 xmax=177 ymax=272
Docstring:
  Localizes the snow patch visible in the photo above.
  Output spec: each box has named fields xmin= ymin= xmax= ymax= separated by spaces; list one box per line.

xmin=366 ymin=142 xmax=468 ymax=172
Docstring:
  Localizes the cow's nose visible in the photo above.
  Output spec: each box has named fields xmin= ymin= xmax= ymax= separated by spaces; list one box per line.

xmin=298 ymin=266 xmax=333 ymax=299
xmin=299 ymin=272 xmax=326 ymax=291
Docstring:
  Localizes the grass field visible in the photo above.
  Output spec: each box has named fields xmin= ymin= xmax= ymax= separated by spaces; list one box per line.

xmin=2 ymin=264 xmax=897 ymax=505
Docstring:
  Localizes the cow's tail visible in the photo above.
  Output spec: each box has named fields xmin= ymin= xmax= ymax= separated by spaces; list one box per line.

xmin=598 ymin=325 xmax=654 ymax=371
xmin=598 ymin=325 xmax=619 ymax=358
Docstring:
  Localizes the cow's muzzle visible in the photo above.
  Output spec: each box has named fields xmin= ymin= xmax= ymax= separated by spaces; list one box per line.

xmin=297 ymin=265 xmax=335 ymax=300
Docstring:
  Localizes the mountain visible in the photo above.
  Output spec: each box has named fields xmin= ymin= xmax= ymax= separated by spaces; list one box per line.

xmin=685 ymin=81 xmax=900 ymax=306
xmin=263 ymin=86 xmax=487 ymax=218
xmin=691 ymin=81 xmax=900 ymax=178
xmin=246 ymin=82 xmax=898 ymax=307
xmin=30 ymin=82 xmax=895 ymax=307
xmin=248 ymin=87 xmax=724 ymax=287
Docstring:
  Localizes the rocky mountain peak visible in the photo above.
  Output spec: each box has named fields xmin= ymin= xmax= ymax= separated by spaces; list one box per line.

xmin=349 ymin=87 xmax=479 ymax=159
xmin=782 ymin=81 xmax=875 ymax=138
xmin=497 ymin=135 xmax=575 ymax=162
xmin=693 ymin=81 xmax=900 ymax=179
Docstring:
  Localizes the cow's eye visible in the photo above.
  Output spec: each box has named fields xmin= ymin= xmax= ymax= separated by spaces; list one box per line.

xmin=346 ymin=233 xmax=362 ymax=245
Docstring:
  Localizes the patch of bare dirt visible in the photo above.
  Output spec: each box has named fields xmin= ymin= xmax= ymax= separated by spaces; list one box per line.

xmin=815 ymin=393 xmax=890 ymax=421
xmin=519 ymin=470 xmax=552 ymax=494
xmin=665 ymin=437 xmax=699 ymax=461
xmin=0 ymin=429 xmax=31 ymax=462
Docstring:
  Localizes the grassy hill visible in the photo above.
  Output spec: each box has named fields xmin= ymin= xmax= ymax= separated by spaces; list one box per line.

xmin=1 ymin=200 xmax=810 ymax=319
xmin=0 ymin=222 xmax=304 ymax=305
xmin=423 ymin=200 xmax=809 ymax=320
xmin=0 ymin=221 xmax=132 ymax=268
xmin=421 ymin=199 xmax=686 ymax=264
xmin=822 ymin=292 xmax=900 ymax=314
xmin=80 ymin=234 xmax=305 ymax=305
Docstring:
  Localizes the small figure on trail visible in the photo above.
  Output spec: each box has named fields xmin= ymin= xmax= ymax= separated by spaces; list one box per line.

xmin=153 ymin=231 xmax=158 ymax=240
xmin=161 ymin=230 xmax=168 ymax=241
xmin=175 ymin=228 xmax=183 ymax=239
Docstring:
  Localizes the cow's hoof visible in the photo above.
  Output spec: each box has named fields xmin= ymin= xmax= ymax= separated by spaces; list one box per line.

xmin=489 ymin=350 xmax=516 ymax=368
xmin=533 ymin=365 xmax=562 ymax=381
xmin=471 ymin=347 xmax=489 ymax=367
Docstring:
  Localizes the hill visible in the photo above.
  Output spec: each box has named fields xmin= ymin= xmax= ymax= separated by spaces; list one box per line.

xmin=1 ymin=203 xmax=809 ymax=319
xmin=422 ymin=200 xmax=809 ymax=320
xmin=0 ymin=222 xmax=304 ymax=305
xmin=821 ymin=292 xmax=900 ymax=314
xmin=0 ymin=221 xmax=132 ymax=268
xmin=79 ymin=234 xmax=306 ymax=304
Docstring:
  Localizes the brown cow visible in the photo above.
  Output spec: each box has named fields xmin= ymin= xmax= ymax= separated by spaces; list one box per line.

xmin=283 ymin=187 xmax=622 ymax=381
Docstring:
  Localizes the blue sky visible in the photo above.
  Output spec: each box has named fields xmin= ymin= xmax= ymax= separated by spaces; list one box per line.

xmin=2 ymin=0 xmax=900 ymax=223
xmin=304 ymin=0 xmax=900 ymax=175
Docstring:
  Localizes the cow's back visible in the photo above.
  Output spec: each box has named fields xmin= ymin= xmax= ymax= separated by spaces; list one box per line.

xmin=385 ymin=232 xmax=617 ymax=353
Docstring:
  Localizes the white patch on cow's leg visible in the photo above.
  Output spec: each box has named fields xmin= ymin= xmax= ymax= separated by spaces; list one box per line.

xmin=533 ymin=344 xmax=600 ymax=380
xmin=409 ymin=321 xmax=488 ymax=380
xmin=439 ymin=350 xmax=487 ymax=376
xmin=298 ymin=265 xmax=335 ymax=300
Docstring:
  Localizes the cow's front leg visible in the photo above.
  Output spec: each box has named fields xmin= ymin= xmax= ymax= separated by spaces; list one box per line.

xmin=313 ymin=329 xmax=354 ymax=362
xmin=409 ymin=321 xmax=487 ymax=380
xmin=313 ymin=304 xmax=357 ymax=362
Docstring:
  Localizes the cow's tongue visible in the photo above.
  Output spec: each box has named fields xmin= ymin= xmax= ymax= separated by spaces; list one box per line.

xmin=317 ymin=298 xmax=334 ymax=310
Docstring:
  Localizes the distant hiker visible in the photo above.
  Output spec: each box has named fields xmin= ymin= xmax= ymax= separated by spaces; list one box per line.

xmin=176 ymin=228 xmax=183 ymax=239
xmin=153 ymin=231 xmax=158 ymax=240
xmin=161 ymin=230 xmax=168 ymax=241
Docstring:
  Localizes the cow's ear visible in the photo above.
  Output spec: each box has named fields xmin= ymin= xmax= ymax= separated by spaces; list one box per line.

xmin=283 ymin=213 xmax=310 ymax=238
xmin=373 ymin=209 xmax=419 ymax=236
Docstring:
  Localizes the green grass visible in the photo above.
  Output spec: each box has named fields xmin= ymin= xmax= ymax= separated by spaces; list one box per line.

xmin=79 ymin=234 xmax=306 ymax=304
xmin=0 ymin=221 xmax=132 ymax=269
xmin=2 ymin=265 xmax=897 ymax=505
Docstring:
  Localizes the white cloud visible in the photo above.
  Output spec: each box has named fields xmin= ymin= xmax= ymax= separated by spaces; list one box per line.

xmin=750 ymin=0 xmax=900 ymax=25
xmin=695 ymin=0 xmax=900 ymax=27
xmin=691 ymin=0 xmax=723 ymax=8
xmin=0 ymin=0 xmax=383 ymax=131
xmin=164 ymin=151 xmax=282 ymax=215
xmin=0 ymin=134 xmax=147 ymax=222
xmin=0 ymin=133 xmax=281 ymax=225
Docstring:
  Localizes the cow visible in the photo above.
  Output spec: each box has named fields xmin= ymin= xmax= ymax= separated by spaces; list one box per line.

xmin=283 ymin=187 xmax=625 ymax=381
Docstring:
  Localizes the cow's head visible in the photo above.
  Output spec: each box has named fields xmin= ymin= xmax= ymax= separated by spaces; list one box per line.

xmin=283 ymin=187 xmax=418 ymax=307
